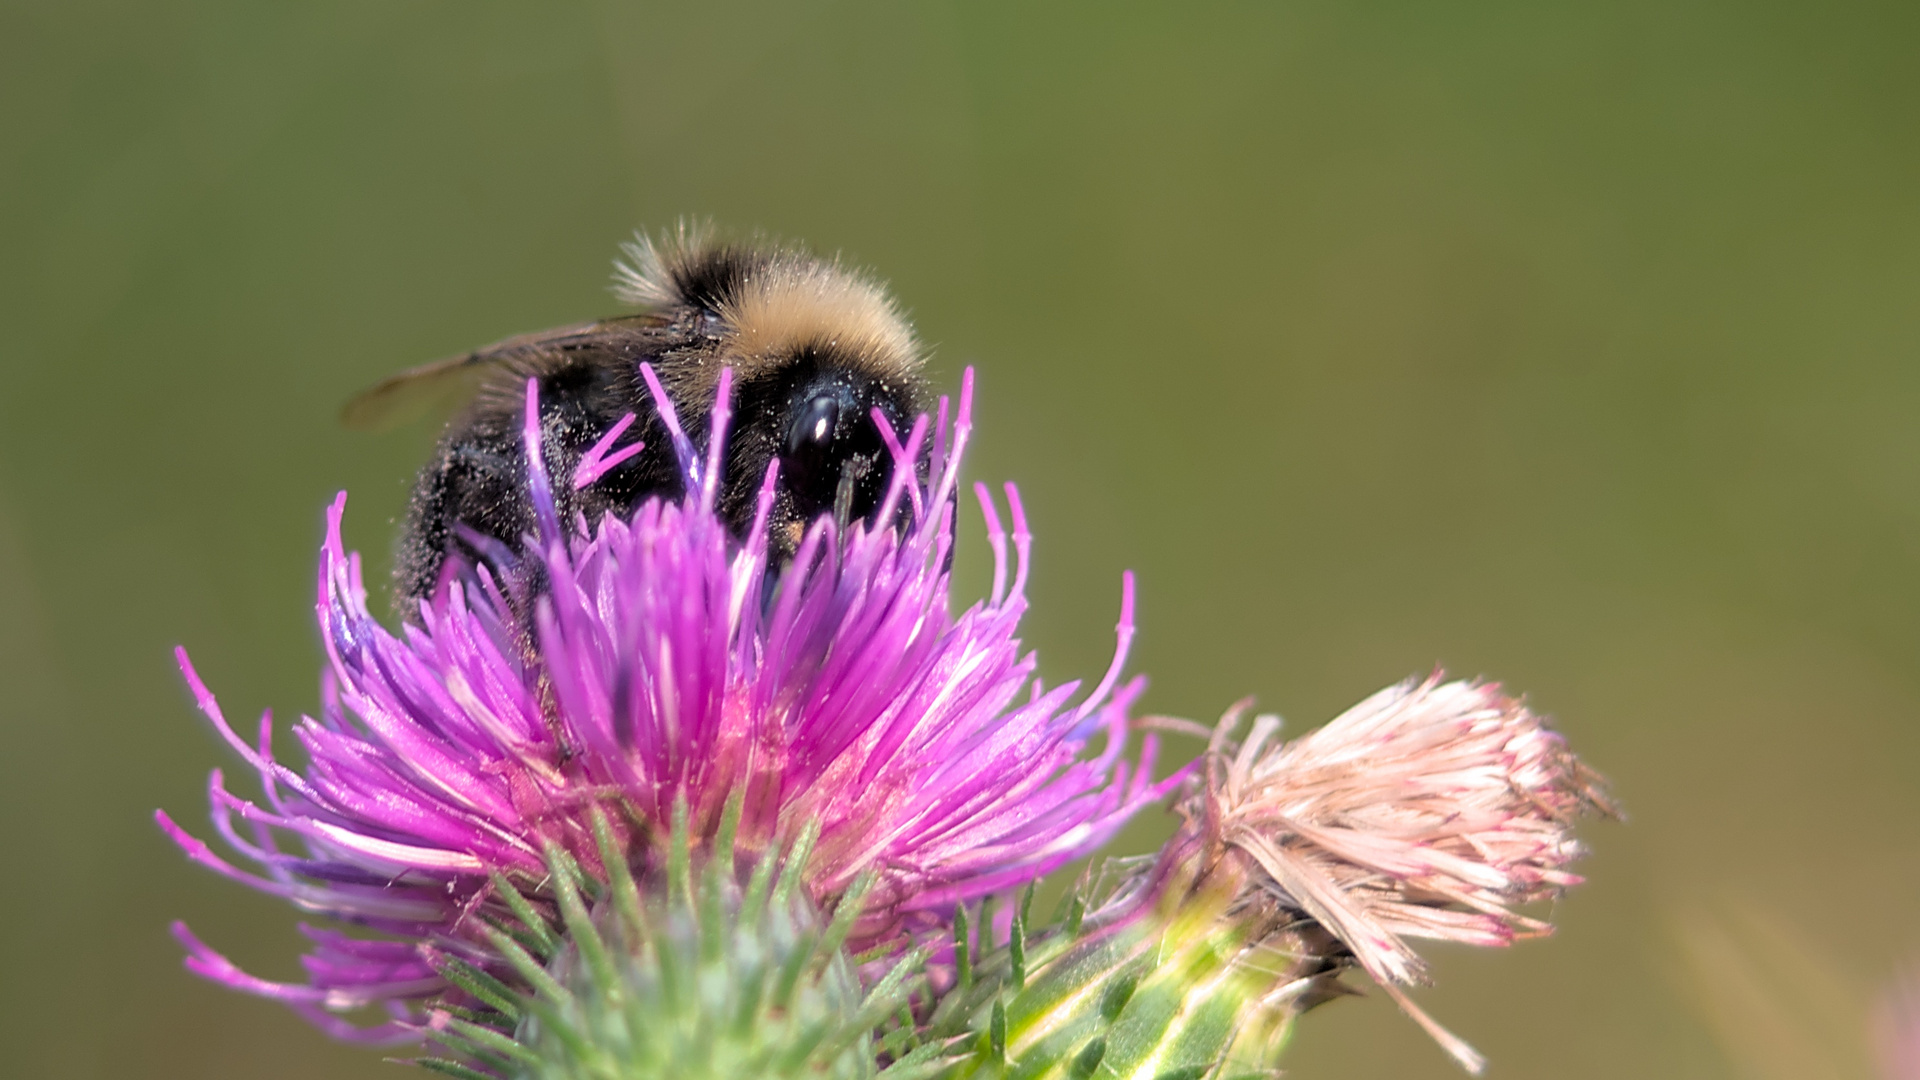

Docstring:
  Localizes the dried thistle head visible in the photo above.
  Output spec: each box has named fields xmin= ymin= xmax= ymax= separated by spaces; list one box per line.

xmin=1185 ymin=672 xmax=1618 ymax=1072
xmin=1876 ymin=963 xmax=1920 ymax=1080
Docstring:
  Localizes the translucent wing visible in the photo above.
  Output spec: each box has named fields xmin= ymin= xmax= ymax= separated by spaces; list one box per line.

xmin=339 ymin=315 xmax=668 ymax=431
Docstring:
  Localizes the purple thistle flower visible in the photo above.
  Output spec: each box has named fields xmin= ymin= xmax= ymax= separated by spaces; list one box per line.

xmin=159 ymin=367 xmax=1175 ymax=1039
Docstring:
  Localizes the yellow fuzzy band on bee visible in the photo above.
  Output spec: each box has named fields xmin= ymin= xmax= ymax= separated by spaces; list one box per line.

xmin=614 ymin=223 xmax=922 ymax=395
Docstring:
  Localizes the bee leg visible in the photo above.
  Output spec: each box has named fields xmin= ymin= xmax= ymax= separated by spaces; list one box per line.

xmin=832 ymin=457 xmax=867 ymax=531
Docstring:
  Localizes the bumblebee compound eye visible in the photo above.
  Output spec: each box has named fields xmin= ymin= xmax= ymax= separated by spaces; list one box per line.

xmin=780 ymin=393 xmax=846 ymax=505
xmin=784 ymin=395 xmax=841 ymax=464
xmin=777 ymin=382 xmax=901 ymax=527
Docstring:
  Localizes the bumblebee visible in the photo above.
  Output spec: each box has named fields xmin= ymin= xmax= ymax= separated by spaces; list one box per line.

xmin=344 ymin=226 xmax=929 ymax=614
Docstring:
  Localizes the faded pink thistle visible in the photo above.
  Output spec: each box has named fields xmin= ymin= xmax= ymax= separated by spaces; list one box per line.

xmin=1877 ymin=965 xmax=1920 ymax=1080
xmin=1196 ymin=672 xmax=1615 ymax=1072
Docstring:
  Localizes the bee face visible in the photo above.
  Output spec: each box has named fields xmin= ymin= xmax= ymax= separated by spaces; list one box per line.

xmin=722 ymin=350 xmax=919 ymax=554
xmin=346 ymin=226 xmax=929 ymax=615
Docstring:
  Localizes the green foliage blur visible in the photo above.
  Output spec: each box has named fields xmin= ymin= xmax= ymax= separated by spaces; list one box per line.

xmin=3 ymin=2 xmax=1917 ymax=1077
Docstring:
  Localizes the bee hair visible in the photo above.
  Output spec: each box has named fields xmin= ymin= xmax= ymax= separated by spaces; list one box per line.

xmin=612 ymin=223 xmax=923 ymax=401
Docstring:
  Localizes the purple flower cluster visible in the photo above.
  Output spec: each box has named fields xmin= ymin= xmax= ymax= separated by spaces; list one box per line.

xmin=159 ymin=368 xmax=1172 ymax=1039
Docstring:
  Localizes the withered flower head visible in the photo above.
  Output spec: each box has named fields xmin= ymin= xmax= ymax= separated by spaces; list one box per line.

xmin=1190 ymin=672 xmax=1617 ymax=1072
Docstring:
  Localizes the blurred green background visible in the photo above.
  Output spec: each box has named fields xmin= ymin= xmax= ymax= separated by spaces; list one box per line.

xmin=4 ymin=1 xmax=1919 ymax=1077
